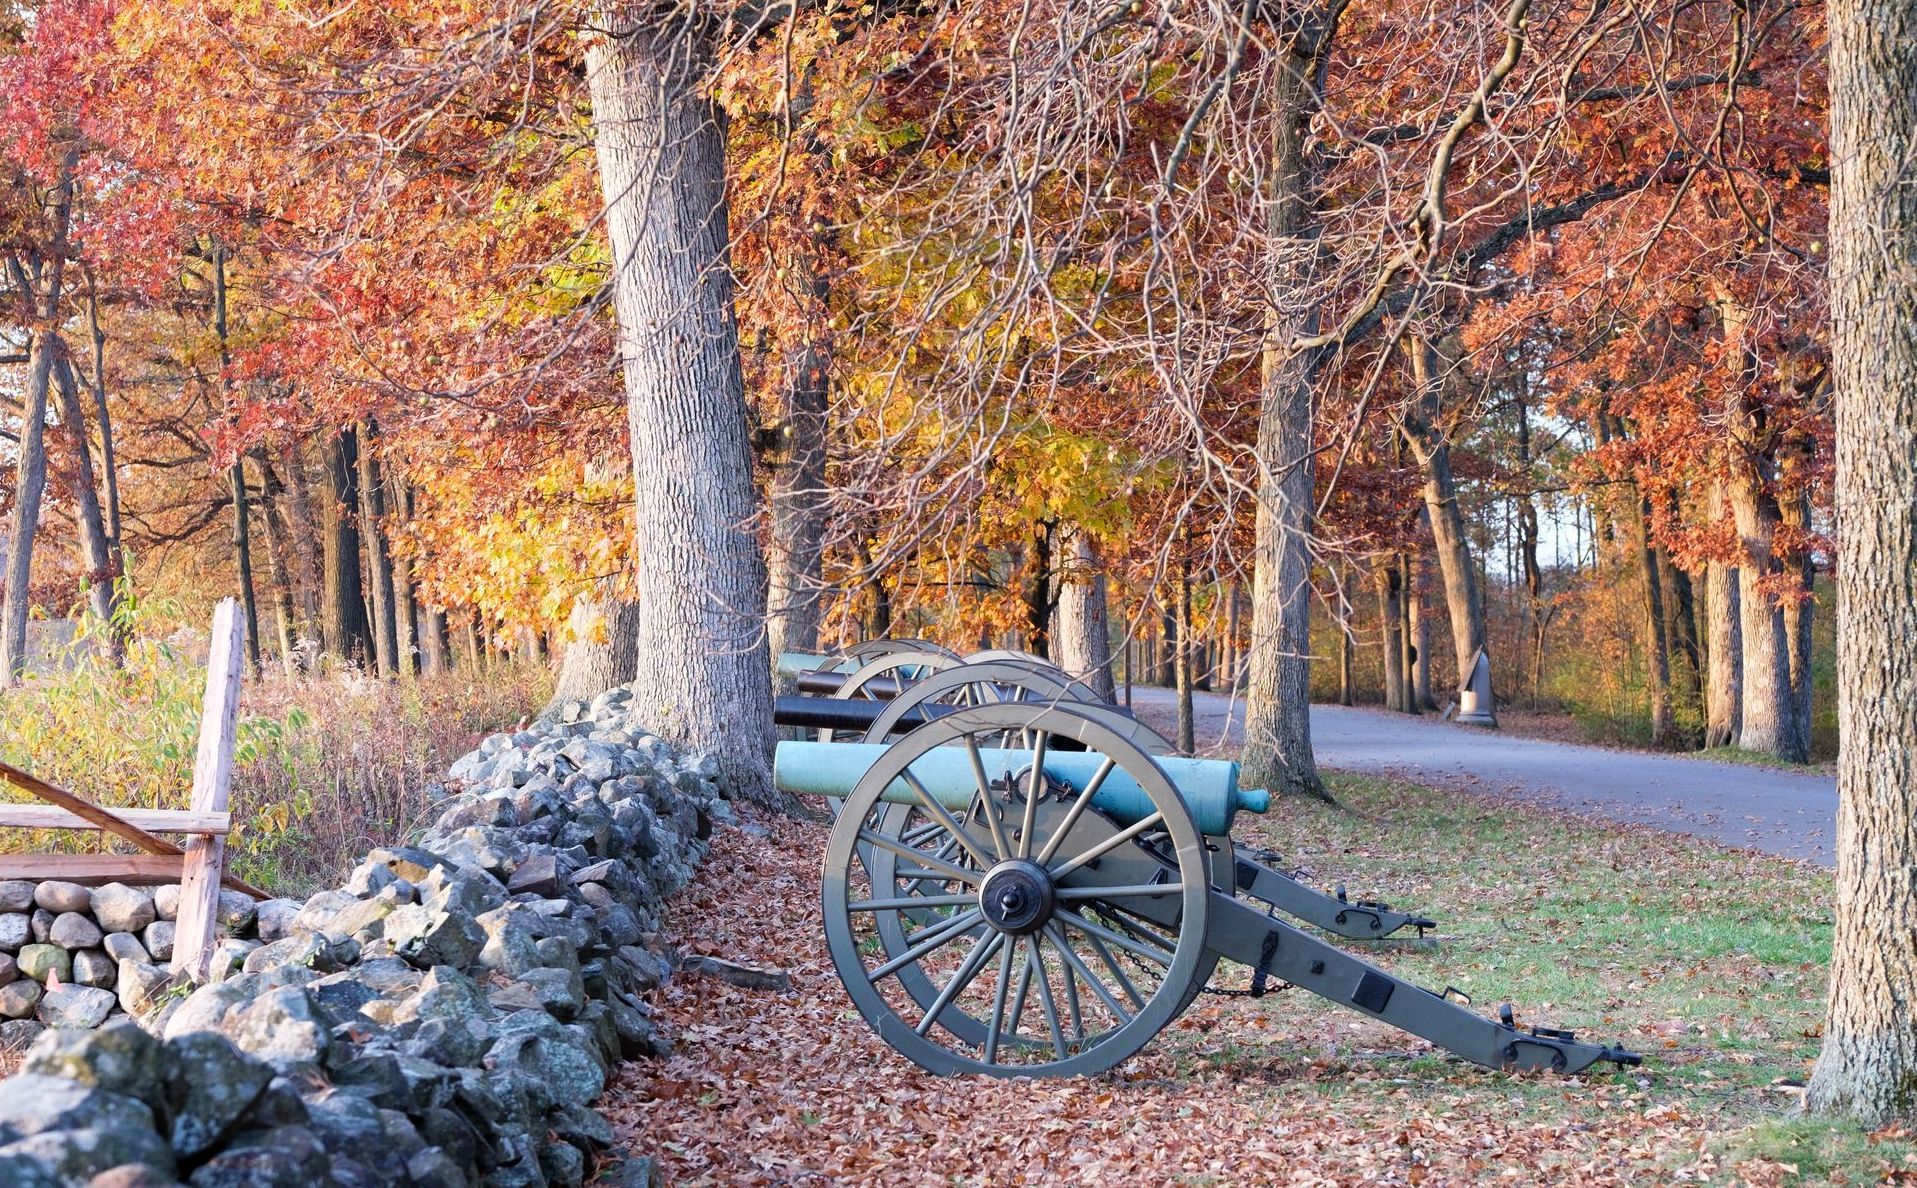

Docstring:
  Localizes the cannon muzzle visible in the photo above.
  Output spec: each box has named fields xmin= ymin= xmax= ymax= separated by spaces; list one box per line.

xmin=774 ymin=740 xmax=1268 ymax=836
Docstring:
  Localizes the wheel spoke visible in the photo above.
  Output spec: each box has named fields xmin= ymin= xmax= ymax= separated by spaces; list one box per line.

xmin=1055 ymin=926 xmax=1086 ymax=1041
xmin=964 ymin=735 xmax=1013 ymax=861
xmin=1034 ymin=756 xmax=1118 ymax=865
xmin=1047 ymin=810 xmax=1165 ymax=880
xmin=900 ymin=769 xmax=995 ymax=869
xmin=1055 ymin=881 xmax=1183 ymax=900
xmin=915 ymin=931 xmax=1005 ymax=1038
xmin=1056 ymin=907 xmax=1176 ymax=966
xmin=1007 ymin=940 xmax=1037 ymax=1045
xmin=855 ymin=828 xmax=981 ymax=885
xmin=867 ymin=909 xmax=984 ymax=982
xmin=1078 ymin=928 xmax=1147 ymax=1011
xmin=1018 ymin=731 xmax=1050 ymax=859
xmin=983 ymin=939 xmax=1016 ymax=1065
xmin=848 ymin=893 xmax=977 ymax=912
xmin=1046 ymin=922 xmax=1132 ymax=1026
xmin=1030 ymin=936 xmax=1070 ymax=1061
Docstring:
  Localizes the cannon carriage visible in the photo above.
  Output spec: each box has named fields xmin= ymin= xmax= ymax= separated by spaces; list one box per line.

xmin=768 ymin=644 xmax=1641 ymax=1079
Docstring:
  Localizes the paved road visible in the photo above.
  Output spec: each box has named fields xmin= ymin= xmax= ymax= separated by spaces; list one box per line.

xmin=1126 ymin=686 xmax=1837 ymax=865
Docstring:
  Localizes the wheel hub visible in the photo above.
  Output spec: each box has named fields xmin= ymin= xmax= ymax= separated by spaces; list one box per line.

xmin=978 ymin=859 xmax=1056 ymax=935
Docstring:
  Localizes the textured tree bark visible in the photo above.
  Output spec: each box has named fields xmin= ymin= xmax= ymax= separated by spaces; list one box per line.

xmin=320 ymin=428 xmax=370 ymax=666
xmin=1656 ymin=543 xmax=1702 ymax=718
xmin=279 ymin=442 xmax=322 ymax=642
xmin=1403 ymin=336 xmax=1492 ymax=714
xmin=587 ymin=10 xmax=777 ymax=803
xmin=1174 ymin=556 xmax=1194 ymax=754
xmin=1704 ymin=482 xmax=1743 ymax=747
xmin=0 ymin=330 xmax=56 ymax=688
xmin=1807 ymin=1 xmax=1917 ymax=1122
xmin=51 ymin=352 xmax=119 ymax=652
xmin=1019 ymin=520 xmax=1056 ymax=660
xmin=82 ymin=272 xmax=123 ymax=565
xmin=1779 ymin=432 xmax=1817 ymax=761
xmin=210 ymin=246 xmax=262 ymax=675
xmin=356 ymin=422 xmax=400 ymax=679
xmin=253 ymin=453 xmax=299 ymax=671
xmin=763 ymin=272 xmax=832 ymax=664
xmin=1625 ymin=489 xmax=1674 ymax=745
xmin=1376 ymin=561 xmax=1408 ymax=714
xmin=391 ymin=476 xmax=420 ymax=676
xmin=1 ymin=148 xmax=76 ymax=688
xmin=1727 ymin=462 xmax=1795 ymax=758
xmin=550 ymin=592 xmax=641 ymax=708
xmin=1407 ymin=554 xmax=1434 ymax=711
xmin=1335 ymin=575 xmax=1355 ymax=707
xmin=1054 ymin=527 xmax=1117 ymax=702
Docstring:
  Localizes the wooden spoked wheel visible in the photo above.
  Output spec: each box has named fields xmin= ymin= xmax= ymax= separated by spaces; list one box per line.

xmin=822 ymin=703 xmax=1213 ymax=1077
xmin=861 ymin=660 xmax=1172 ymax=755
xmin=847 ymin=638 xmax=961 ymax=664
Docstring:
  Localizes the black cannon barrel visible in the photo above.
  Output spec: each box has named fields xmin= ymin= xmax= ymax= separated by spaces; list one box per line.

xmin=792 ymin=671 xmax=907 ymax=698
xmin=774 ymin=695 xmax=943 ymax=733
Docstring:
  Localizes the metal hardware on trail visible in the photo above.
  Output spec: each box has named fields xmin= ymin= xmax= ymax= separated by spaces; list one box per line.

xmin=767 ymin=642 xmax=1640 ymax=1080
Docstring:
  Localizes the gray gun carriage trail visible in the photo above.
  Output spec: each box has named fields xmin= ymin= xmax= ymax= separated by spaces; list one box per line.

xmin=771 ymin=646 xmax=1643 ymax=1081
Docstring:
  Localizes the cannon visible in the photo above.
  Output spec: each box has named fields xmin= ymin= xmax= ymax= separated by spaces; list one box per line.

xmin=780 ymin=701 xmax=1641 ymax=1078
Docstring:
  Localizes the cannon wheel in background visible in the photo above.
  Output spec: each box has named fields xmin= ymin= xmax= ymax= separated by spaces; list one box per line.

xmin=860 ymin=660 xmax=1174 ymax=756
xmin=822 ymin=702 xmax=1213 ymax=1077
xmin=846 ymin=638 xmax=961 ymax=664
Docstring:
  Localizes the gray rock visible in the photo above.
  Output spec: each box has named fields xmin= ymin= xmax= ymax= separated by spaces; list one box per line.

xmin=0 ymin=1073 xmax=158 ymax=1141
xmin=0 ymin=1019 xmax=44 ymax=1049
xmin=0 ymin=952 xmax=14 ymax=988
xmin=37 ymin=984 xmax=118 ymax=1028
xmin=302 ymin=1089 xmax=384 ymax=1149
xmin=473 ymin=907 xmax=542 ymax=976
xmin=29 ymin=909 xmax=51 ymax=943
xmin=85 ymin=1164 xmax=178 ymax=1188
xmin=344 ymin=859 xmax=399 ymax=898
xmin=362 ymin=846 xmax=446 ymax=885
xmin=33 ymin=881 xmax=91 ymax=914
xmin=140 ymin=922 xmax=174 ymax=964
xmin=325 ymin=896 xmax=396 ymax=941
xmin=252 ymin=899 xmax=300 ymax=944
xmin=16 ymin=944 xmax=70 ymax=986
xmin=161 ymin=981 xmax=251 ymax=1040
xmin=513 ymin=966 xmax=585 ymax=1020
xmin=100 ymin=933 xmax=148 ymax=965
xmin=0 ymin=913 xmax=29 ymax=952
xmin=184 ymin=1123 xmax=329 ymax=1186
xmin=214 ymin=892 xmax=256 ymax=934
xmin=71 ymin=949 xmax=116 ymax=989
xmin=0 ymin=1126 xmax=175 ymax=1184
xmin=505 ymin=852 xmax=559 ymax=897
xmin=88 ymin=885 xmax=157 ymax=935
xmin=162 ymin=1032 xmax=274 ymax=1159
xmin=0 ymin=979 xmax=43 ymax=1019
xmin=220 ymin=986 xmax=333 ymax=1074
xmin=205 ymin=939 xmax=257 ymax=984
xmin=484 ymin=1012 xmax=606 ymax=1114
xmin=605 ymin=1155 xmax=663 ymax=1188
xmin=152 ymin=885 xmax=180 ymax=922
xmin=50 ymin=912 xmax=104 ymax=949
xmin=115 ymin=962 xmax=172 ymax=1018
xmin=0 ymin=882 xmax=33 ymax=913
xmin=382 ymin=905 xmax=482 ymax=971
xmin=19 ymin=1019 xmax=168 ymax=1110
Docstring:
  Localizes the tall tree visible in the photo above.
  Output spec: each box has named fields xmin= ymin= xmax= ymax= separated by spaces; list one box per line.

xmin=1054 ymin=527 xmax=1117 ymax=702
xmin=1806 ymin=0 xmax=1917 ymax=1124
xmin=320 ymin=428 xmax=370 ymax=666
xmin=586 ymin=9 xmax=776 ymax=803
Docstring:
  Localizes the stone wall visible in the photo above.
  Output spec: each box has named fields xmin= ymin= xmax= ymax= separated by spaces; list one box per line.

xmin=0 ymin=684 xmax=734 ymax=1186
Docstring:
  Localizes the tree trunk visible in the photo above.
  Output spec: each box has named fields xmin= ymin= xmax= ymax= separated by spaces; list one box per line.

xmin=320 ymin=428 xmax=370 ymax=666
xmin=82 ymin=271 xmax=123 ymax=567
xmin=211 ymin=245 xmax=262 ymax=675
xmin=1807 ymin=4 xmax=1917 ymax=1121
xmin=1626 ymin=489 xmax=1674 ymax=745
xmin=1704 ymin=482 xmax=1743 ymax=747
xmin=587 ymin=10 xmax=777 ymax=803
xmin=280 ymin=442 xmax=322 ymax=643
xmin=1780 ymin=431 xmax=1817 ymax=761
xmin=0 ymin=331 xmax=56 ymax=688
xmin=1408 ymin=554 xmax=1434 ymax=710
xmin=1657 ymin=545 xmax=1703 ymax=718
xmin=1019 ymin=520 xmax=1056 ymax=660
xmin=1376 ymin=560 xmax=1407 ymax=714
xmin=460 ymin=615 xmax=482 ymax=672
xmin=420 ymin=608 xmax=450 ymax=676
xmin=1174 ymin=554 xmax=1194 ymax=754
xmin=1404 ymin=335 xmax=1492 ymax=716
xmin=1336 ymin=575 xmax=1355 ymax=706
xmin=549 ymin=592 xmax=642 ymax=708
xmin=356 ymin=421 xmax=400 ymax=679
xmin=763 ymin=272 xmax=831 ymax=664
xmin=50 ymin=352 xmax=119 ymax=653
xmin=1222 ymin=580 xmax=1242 ymax=691
xmin=391 ymin=476 xmax=420 ymax=676
xmin=1727 ymin=460 xmax=1795 ymax=759
xmin=253 ymin=453 xmax=299 ymax=671
xmin=1054 ymin=527 xmax=1117 ymax=702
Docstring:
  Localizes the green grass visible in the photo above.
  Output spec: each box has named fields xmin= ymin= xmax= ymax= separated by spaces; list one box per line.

xmin=1138 ymin=773 xmax=1894 ymax=1183
xmin=1695 ymin=745 xmax=1835 ymax=775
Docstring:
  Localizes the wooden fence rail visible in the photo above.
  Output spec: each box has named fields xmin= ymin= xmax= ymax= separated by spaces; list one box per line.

xmin=0 ymin=598 xmax=267 ymax=979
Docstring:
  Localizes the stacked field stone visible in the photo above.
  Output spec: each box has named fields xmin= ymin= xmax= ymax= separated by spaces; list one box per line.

xmin=0 ymin=684 xmax=738 ymax=1186
xmin=0 ymin=879 xmax=266 ymax=1042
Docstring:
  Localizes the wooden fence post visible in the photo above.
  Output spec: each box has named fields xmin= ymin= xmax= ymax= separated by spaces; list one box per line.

xmin=172 ymin=598 xmax=244 ymax=980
